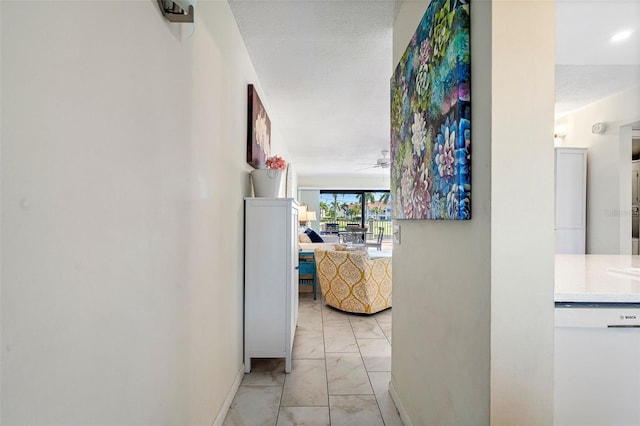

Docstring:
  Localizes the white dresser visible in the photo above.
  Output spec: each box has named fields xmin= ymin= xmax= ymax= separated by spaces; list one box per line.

xmin=244 ymin=197 xmax=299 ymax=373
xmin=555 ymin=147 xmax=587 ymax=254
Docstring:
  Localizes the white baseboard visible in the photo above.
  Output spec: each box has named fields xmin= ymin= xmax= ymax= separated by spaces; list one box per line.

xmin=389 ymin=380 xmax=414 ymax=426
xmin=212 ymin=363 xmax=244 ymax=426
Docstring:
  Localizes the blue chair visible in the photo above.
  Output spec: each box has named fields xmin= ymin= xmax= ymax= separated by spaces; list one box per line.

xmin=298 ymin=251 xmax=317 ymax=299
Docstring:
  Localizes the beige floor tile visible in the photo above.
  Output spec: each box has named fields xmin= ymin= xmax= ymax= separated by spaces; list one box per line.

xmin=276 ymin=407 xmax=330 ymax=426
xmin=280 ymin=359 xmax=328 ymax=407
xmin=322 ymin=315 xmax=351 ymax=327
xmin=298 ymin=297 xmax=323 ymax=328
xmin=329 ymin=395 xmax=384 ymax=426
xmin=292 ymin=330 xmax=325 ymax=359
xmin=350 ymin=316 xmax=386 ymax=338
xmin=373 ymin=308 xmax=393 ymax=323
xmin=380 ymin=323 xmax=392 ymax=344
xmin=298 ymin=299 xmax=322 ymax=313
xmin=241 ymin=358 xmax=286 ymax=386
xmin=357 ymin=338 xmax=392 ymax=372
xmin=321 ymin=307 xmax=351 ymax=327
xmin=325 ymin=352 xmax=373 ymax=395
xmin=223 ymin=386 xmax=281 ymax=426
xmin=323 ymin=326 xmax=359 ymax=352
xmin=229 ymin=294 xmax=399 ymax=425
xmin=298 ymin=308 xmax=322 ymax=320
xmin=368 ymin=371 xmax=404 ymax=426
xmin=297 ymin=315 xmax=323 ymax=331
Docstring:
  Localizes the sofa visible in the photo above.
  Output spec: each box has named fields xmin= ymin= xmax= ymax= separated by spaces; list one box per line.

xmin=313 ymin=249 xmax=392 ymax=314
xmin=298 ymin=230 xmax=340 ymax=252
xmin=299 ymin=242 xmax=341 ymax=251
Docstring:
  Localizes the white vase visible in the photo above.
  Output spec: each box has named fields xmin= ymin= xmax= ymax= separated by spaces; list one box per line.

xmin=250 ymin=168 xmax=284 ymax=197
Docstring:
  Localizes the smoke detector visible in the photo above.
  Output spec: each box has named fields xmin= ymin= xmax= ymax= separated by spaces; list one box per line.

xmin=592 ymin=122 xmax=607 ymax=135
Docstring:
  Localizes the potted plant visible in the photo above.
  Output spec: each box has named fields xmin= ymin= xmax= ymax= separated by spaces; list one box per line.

xmin=250 ymin=155 xmax=286 ymax=197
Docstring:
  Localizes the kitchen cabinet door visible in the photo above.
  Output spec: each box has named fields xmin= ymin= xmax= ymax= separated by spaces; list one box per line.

xmin=555 ymin=147 xmax=587 ymax=254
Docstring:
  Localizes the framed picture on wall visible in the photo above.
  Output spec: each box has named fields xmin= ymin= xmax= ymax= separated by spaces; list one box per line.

xmin=390 ymin=0 xmax=471 ymax=220
xmin=247 ymin=84 xmax=271 ymax=169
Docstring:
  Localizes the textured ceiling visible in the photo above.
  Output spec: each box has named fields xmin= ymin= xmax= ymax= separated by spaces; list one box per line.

xmin=555 ymin=0 xmax=640 ymax=117
xmin=229 ymin=0 xmax=640 ymax=178
xmin=555 ymin=65 xmax=640 ymax=116
xmin=229 ymin=0 xmax=398 ymax=177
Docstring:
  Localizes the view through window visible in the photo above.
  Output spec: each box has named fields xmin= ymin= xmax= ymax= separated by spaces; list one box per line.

xmin=319 ymin=191 xmax=392 ymax=245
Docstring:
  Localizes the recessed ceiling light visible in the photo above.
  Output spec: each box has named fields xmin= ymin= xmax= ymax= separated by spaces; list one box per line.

xmin=610 ymin=30 xmax=633 ymax=43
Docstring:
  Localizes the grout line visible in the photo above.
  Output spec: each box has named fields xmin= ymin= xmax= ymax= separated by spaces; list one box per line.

xmin=367 ymin=369 xmax=388 ymax=426
xmin=318 ymin=296 xmax=333 ymax=424
xmin=276 ymin=340 xmax=289 ymax=425
xmin=352 ymin=316 xmax=388 ymax=425
xmin=293 ymin=295 xmax=394 ymax=424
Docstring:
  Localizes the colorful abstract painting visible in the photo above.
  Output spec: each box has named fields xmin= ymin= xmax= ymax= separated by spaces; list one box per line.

xmin=390 ymin=0 xmax=471 ymax=220
xmin=247 ymin=84 xmax=271 ymax=169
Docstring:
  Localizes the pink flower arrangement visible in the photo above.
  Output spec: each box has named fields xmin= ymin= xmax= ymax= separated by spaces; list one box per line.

xmin=266 ymin=155 xmax=286 ymax=170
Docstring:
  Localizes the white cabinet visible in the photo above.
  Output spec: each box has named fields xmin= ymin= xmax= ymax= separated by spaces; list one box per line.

xmin=555 ymin=147 xmax=587 ymax=254
xmin=244 ymin=197 xmax=299 ymax=373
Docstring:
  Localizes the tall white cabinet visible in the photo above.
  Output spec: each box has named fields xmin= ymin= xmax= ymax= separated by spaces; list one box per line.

xmin=244 ymin=197 xmax=299 ymax=373
xmin=555 ymin=147 xmax=587 ymax=254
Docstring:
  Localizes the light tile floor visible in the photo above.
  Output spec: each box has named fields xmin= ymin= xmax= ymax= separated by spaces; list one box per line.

xmin=223 ymin=294 xmax=402 ymax=426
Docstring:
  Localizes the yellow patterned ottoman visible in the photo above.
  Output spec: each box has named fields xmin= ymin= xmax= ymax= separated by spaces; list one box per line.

xmin=313 ymin=249 xmax=392 ymax=314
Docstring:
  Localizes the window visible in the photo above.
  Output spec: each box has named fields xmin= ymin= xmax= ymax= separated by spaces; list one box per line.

xmin=319 ymin=190 xmax=392 ymax=239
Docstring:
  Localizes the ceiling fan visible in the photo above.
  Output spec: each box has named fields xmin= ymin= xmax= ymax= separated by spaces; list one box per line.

xmin=358 ymin=149 xmax=391 ymax=170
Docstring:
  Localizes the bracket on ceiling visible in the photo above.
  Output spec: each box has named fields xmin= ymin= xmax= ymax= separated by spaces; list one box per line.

xmin=157 ymin=0 xmax=194 ymax=23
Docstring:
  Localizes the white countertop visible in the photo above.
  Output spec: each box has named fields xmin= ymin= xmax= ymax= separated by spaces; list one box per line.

xmin=555 ymin=254 xmax=640 ymax=303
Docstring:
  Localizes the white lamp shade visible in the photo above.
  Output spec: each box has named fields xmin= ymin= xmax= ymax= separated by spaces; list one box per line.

xmin=307 ymin=211 xmax=317 ymax=221
xmin=299 ymin=205 xmax=308 ymax=222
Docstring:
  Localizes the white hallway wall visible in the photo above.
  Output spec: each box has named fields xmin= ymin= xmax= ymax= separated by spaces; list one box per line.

xmin=390 ymin=1 xmax=554 ymax=425
xmin=556 ymin=86 xmax=640 ymax=254
xmin=1 ymin=1 xmax=289 ymax=424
